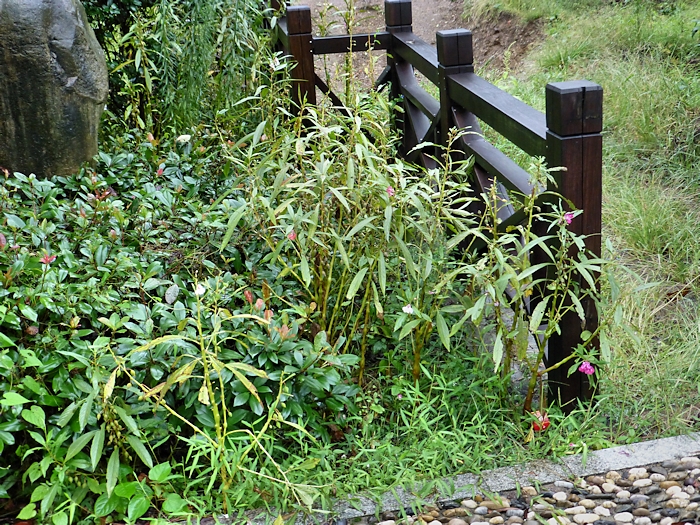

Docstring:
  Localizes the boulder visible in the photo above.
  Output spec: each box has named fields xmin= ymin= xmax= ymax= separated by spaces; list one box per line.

xmin=0 ymin=0 xmax=108 ymax=178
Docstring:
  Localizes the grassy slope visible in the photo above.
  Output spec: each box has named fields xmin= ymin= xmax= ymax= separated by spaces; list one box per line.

xmin=469 ymin=0 xmax=700 ymax=438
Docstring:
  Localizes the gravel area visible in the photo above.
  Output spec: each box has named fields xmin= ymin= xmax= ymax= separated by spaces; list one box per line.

xmin=348 ymin=458 xmax=700 ymax=525
xmin=346 ymin=456 xmax=700 ymax=525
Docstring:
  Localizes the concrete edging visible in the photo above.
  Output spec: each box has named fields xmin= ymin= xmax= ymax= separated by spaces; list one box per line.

xmin=331 ymin=432 xmax=700 ymax=521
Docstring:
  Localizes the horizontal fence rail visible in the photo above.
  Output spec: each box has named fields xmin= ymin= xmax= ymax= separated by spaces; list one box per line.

xmin=268 ymin=0 xmax=603 ymax=410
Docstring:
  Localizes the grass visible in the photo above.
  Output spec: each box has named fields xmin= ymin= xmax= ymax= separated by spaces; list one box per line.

xmin=463 ymin=0 xmax=700 ymax=441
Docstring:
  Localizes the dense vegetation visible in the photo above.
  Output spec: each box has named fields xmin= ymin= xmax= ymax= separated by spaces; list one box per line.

xmin=1 ymin=0 xmax=699 ymax=523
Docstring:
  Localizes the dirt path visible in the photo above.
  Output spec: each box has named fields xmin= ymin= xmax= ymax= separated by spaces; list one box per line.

xmin=291 ymin=0 xmax=543 ymax=85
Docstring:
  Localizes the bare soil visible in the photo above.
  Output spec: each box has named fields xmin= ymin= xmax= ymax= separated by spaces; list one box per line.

xmin=292 ymin=0 xmax=544 ymax=90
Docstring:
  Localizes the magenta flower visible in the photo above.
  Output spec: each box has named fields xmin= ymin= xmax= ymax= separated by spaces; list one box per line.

xmin=578 ymin=361 xmax=595 ymax=375
xmin=287 ymin=230 xmax=297 ymax=241
xmin=563 ymin=211 xmax=575 ymax=225
xmin=387 ymin=186 xmax=395 ymax=197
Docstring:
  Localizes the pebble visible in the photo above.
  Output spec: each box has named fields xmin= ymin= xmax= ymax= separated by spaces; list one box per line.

xmin=573 ymin=514 xmax=598 ymax=524
xmin=556 ymin=481 xmax=575 ymax=490
xmin=659 ymin=518 xmax=674 ymax=525
xmin=681 ymin=457 xmax=700 ymax=469
xmin=483 ymin=500 xmax=510 ymax=510
xmin=666 ymin=485 xmax=682 ymax=496
xmin=607 ymin=471 xmax=622 ymax=482
xmin=505 ymin=510 xmax=524 ymax=519
xmin=463 ymin=500 xmax=478 ymax=509
xmin=629 ymin=468 xmax=648 ymax=478
xmin=649 ymin=473 xmax=666 ymax=482
xmin=659 ymin=481 xmax=680 ymax=489
xmin=632 ymin=479 xmax=652 ymax=488
xmin=633 ymin=518 xmax=651 ymax=525
xmin=448 ymin=520 xmax=467 ymax=525
xmin=631 ymin=508 xmax=649 ymax=517
xmin=547 ymin=518 xmax=569 ymax=525
xmin=687 ymin=502 xmax=699 ymax=511
xmin=587 ymin=476 xmax=605 ymax=486
xmin=471 ymin=522 xmax=489 ymax=525
xmin=616 ymin=490 xmax=631 ymax=499
xmin=612 ymin=512 xmax=633 ymax=523
xmin=593 ymin=507 xmax=610 ymax=517
xmin=488 ymin=518 xmax=504 ymax=525
xmin=579 ymin=500 xmax=596 ymax=510
xmin=601 ymin=483 xmax=618 ymax=494
xmin=588 ymin=486 xmax=602 ymax=495
xmin=444 ymin=509 xmax=468 ymax=518
xmin=522 ymin=487 xmax=538 ymax=497
xmin=428 ymin=521 xmax=441 ymax=525
xmin=379 ymin=521 xmax=396 ymax=525
xmin=565 ymin=507 xmax=586 ymax=515
xmin=668 ymin=471 xmax=688 ymax=481
xmin=553 ymin=492 xmax=568 ymax=502
xmin=601 ymin=501 xmax=617 ymax=509
xmin=506 ymin=518 xmax=523 ymax=525
xmin=474 ymin=508 xmax=489 ymax=516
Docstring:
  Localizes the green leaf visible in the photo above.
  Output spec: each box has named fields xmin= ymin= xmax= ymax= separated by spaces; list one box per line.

xmin=492 ymin=329 xmax=504 ymax=373
xmin=529 ymin=297 xmax=550 ymax=333
xmin=128 ymin=495 xmax=151 ymax=522
xmin=343 ymin=215 xmax=377 ymax=241
xmin=148 ymin=462 xmax=172 ymax=483
xmin=300 ymin=255 xmax=311 ymax=287
xmin=394 ymin=234 xmax=416 ymax=278
xmin=4 ymin=213 xmax=26 ymax=229
xmin=436 ymin=311 xmax=450 ymax=351
xmin=52 ymin=511 xmax=68 ymax=525
xmin=18 ymin=304 xmax=38 ymax=322
xmin=0 ymin=332 xmax=15 ymax=348
xmin=106 ymin=449 xmax=120 ymax=496
xmin=79 ymin=394 xmax=94 ymax=431
xmin=220 ymin=202 xmax=248 ymax=252
xmin=93 ymin=492 xmax=119 ymax=517
xmin=114 ymin=406 xmax=139 ymax=435
xmin=40 ymin=483 xmax=58 ymax=516
xmin=21 ymin=405 xmax=45 ymax=430
xmin=114 ymin=481 xmax=138 ymax=499
xmin=126 ymin=435 xmax=153 ymax=468
xmin=57 ymin=400 xmax=81 ymax=427
xmin=17 ymin=503 xmax=36 ymax=520
xmin=65 ymin=430 xmax=96 ymax=462
xmin=162 ymin=493 xmax=187 ymax=513
xmin=0 ymin=391 xmax=31 ymax=406
xmin=378 ymin=252 xmax=386 ymax=295
xmin=91 ymin=426 xmax=105 ymax=471
xmin=345 ymin=267 xmax=368 ymax=301
xmin=398 ymin=319 xmax=422 ymax=340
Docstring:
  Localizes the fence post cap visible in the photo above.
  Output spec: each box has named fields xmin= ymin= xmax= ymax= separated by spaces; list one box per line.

xmin=286 ymin=5 xmax=312 ymax=34
xmin=436 ymin=29 xmax=473 ymax=67
xmin=546 ymin=80 xmax=602 ymax=136
xmin=385 ymin=0 xmax=412 ymax=27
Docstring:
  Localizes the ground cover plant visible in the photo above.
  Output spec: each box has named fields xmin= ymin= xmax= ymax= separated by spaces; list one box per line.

xmin=1 ymin=0 xmax=694 ymax=522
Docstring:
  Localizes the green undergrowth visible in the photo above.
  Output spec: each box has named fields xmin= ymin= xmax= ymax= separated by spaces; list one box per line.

xmin=1 ymin=0 xmax=692 ymax=522
xmin=466 ymin=0 xmax=700 ymax=439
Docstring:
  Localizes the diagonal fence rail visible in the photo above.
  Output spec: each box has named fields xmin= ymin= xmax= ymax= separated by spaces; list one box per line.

xmin=268 ymin=0 xmax=603 ymax=410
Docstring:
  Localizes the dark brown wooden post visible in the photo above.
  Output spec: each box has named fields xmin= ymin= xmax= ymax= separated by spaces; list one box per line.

xmin=544 ymin=80 xmax=603 ymax=410
xmin=384 ymin=0 xmax=412 ymax=100
xmin=385 ymin=0 xmax=412 ymax=152
xmin=436 ymin=29 xmax=473 ymax=149
xmin=286 ymin=6 xmax=316 ymax=110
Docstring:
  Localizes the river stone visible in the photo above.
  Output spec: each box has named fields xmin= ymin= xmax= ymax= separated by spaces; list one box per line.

xmin=448 ymin=520 xmax=468 ymax=525
xmin=616 ymin=491 xmax=631 ymax=500
xmin=632 ymin=518 xmax=650 ymax=525
xmin=463 ymin=500 xmax=479 ymax=509
xmin=668 ymin=471 xmax=689 ymax=481
xmin=573 ymin=514 xmax=598 ymax=524
xmin=580 ymin=500 xmax=596 ymax=510
xmin=444 ymin=509 xmax=468 ymax=518
xmin=612 ymin=512 xmax=633 ymax=523
xmin=593 ymin=507 xmax=610 ymax=517
xmin=0 ymin=0 xmax=108 ymax=178
xmin=632 ymin=479 xmax=652 ymax=488
xmin=566 ymin=507 xmax=587 ymax=515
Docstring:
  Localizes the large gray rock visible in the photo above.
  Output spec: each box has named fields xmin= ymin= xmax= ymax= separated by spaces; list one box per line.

xmin=0 ymin=0 xmax=108 ymax=178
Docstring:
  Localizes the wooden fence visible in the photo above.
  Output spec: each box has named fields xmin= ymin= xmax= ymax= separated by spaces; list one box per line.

xmin=269 ymin=0 xmax=603 ymax=410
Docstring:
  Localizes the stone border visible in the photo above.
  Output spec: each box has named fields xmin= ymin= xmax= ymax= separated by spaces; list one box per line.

xmin=328 ymin=433 xmax=700 ymax=521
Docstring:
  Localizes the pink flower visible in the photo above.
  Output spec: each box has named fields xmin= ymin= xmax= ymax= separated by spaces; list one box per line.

xmin=40 ymin=253 xmax=56 ymax=265
xmin=287 ymin=230 xmax=297 ymax=241
xmin=578 ymin=361 xmax=595 ymax=375
xmin=563 ymin=211 xmax=575 ymax=225
xmin=255 ymin=298 xmax=265 ymax=310
xmin=264 ymin=309 xmax=274 ymax=322
xmin=244 ymin=290 xmax=253 ymax=304
xmin=402 ymin=304 xmax=413 ymax=314
xmin=387 ymin=186 xmax=395 ymax=197
xmin=0 ymin=233 xmax=5 ymax=249
xmin=157 ymin=166 xmax=164 ymax=176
